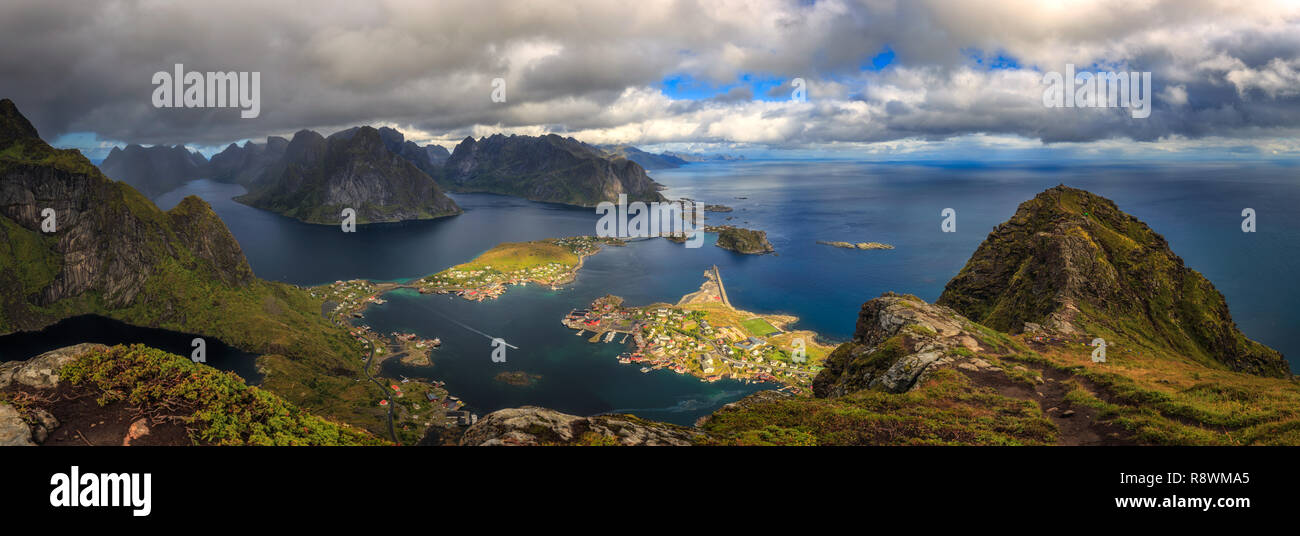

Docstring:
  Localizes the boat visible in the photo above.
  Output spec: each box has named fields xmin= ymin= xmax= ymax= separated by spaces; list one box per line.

xmin=640 ymin=367 xmax=651 ymax=373
xmin=604 ymin=331 xmax=615 ymax=342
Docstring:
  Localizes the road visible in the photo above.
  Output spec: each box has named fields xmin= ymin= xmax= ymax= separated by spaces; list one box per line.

xmin=361 ymin=344 xmax=398 ymax=443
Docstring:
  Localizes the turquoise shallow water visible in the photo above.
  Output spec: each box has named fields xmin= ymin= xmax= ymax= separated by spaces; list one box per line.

xmin=17 ymin=160 xmax=1294 ymax=424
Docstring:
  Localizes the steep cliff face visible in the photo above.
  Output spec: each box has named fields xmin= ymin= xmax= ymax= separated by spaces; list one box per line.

xmin=937 ymin=185 xmax=1287 ymax=377
xmin=0 ymin=99 xmax=252 ymax=330
xmin=443 ymin=134 xmax=666 ymax=207
xmin=99 ymin=144 xmax=208 ymax=199
xmin=235 ymin=126 xmax=461 ymax=224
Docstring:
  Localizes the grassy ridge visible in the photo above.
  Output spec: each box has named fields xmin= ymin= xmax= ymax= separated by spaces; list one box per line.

xmin=700 ymin=369 xmax=1057 ymax=446
xmin=59 ymin=344 xmax=387 ymax=445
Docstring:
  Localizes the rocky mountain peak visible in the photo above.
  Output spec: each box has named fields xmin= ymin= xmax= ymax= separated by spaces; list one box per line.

xmin=0 ymin=99 xmax=39 ymax=144
xmin=937 ymin=185 xmax=1288 ymax=377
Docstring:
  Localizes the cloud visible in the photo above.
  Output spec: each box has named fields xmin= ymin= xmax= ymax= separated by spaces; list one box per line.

xmin=0 ymin=0 xmax=1296 ymax=156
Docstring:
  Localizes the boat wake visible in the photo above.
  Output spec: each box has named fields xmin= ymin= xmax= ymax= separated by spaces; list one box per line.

xmin=598 ymin=389 xmax=758 ymax=415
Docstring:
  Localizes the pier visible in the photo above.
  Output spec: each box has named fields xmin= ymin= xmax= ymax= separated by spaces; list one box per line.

xmin=712 ymin=265 xmax=732 ymax=307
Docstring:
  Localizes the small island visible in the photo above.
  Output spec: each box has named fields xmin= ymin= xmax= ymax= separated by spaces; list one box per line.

xmin=494 ymin=371 xmax=543 ymax=387
xmin=713 ymin=226 xmax=775 ymax=254
xmin=817 ymin=240 xmax=894 ymax=250
xmin=415 ymin=236 xmax=621 ymax=301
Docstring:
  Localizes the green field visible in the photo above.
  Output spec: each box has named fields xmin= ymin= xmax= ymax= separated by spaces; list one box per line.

xmin=740 ymin=317 xmax=780 ymax=337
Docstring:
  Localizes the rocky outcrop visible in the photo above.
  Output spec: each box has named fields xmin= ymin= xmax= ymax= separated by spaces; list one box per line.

xmin=937 ymin=185 xmax=1288 ymax=377
xmin=695 ymin=389 xmax=795 ymax=427
xmin=812 ymin=293 xmax=991 ymax=397
xmin=0 ymin=343 xmax=107 ymax=390
xmin=0 ymin=344 xmax=97 ymax=446
xmin=817 ymin=240 xmax=894 ymax=250
xmin=235 ymin=126 xmax=462 ymax=224
xmin=460 ymin=406 xmax=701 ymax=446
xmin=0 ymin=402 xmax=60 ymax=446
xmin=0 ymin=403 xmax=34 ymax=446
xmin=443 ymin=134 xmax=666 ymax=207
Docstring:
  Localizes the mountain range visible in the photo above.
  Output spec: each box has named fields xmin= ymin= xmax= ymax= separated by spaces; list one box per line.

xmin=232 ymin=126 xmax=462 ymax=224
xmin=599 ymin=145 xmax=690 ymax=170
xmin=442 ymin=134 xmax=666 ymax=206
xmin=97 ymin=123 xmax=676 ymax=220
xmin=99 ymin=144 xmax=209 ymax=198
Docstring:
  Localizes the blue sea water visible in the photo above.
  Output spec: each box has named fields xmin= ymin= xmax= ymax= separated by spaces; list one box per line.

xmin=140 ymin=161 xmax=1300 ymax=423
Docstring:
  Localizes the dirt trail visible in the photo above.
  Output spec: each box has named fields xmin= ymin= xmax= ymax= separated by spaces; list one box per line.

xmin=4 ymin=383 xmax=191 ymax=446
xmin=961 ymin=363 xmax=1135 ymax=446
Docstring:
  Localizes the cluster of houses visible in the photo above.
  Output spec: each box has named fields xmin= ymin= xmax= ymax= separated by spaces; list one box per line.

xmin=420 ymin=260 xmax=574 ymax=301
xmin=318 ymin=279 xmax=384 ymax=322
xmin=553 ymin=236 xmax=607 ymax=256
xmin=564 ymin=297 xmax=821 ymax=388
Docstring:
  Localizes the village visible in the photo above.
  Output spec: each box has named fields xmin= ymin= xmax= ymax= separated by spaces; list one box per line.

xmin=561 ymin=268 xmax=832 ymax=394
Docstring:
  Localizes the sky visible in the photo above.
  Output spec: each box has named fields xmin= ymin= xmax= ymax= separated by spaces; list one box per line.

xmin=1 ymin=0 xmax=1298 ymax=161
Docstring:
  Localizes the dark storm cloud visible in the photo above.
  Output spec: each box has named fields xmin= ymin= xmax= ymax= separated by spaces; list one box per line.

xmin=0 ymin=0 xmax=1296 ymax=153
